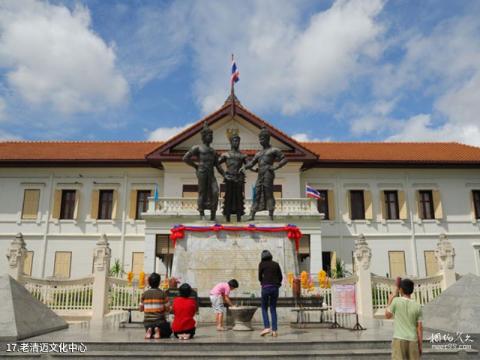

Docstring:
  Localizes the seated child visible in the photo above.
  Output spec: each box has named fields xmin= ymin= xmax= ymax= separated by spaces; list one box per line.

xmin=139 ymin=273 xmax=172 ymax=339
xmin=172 ymin=283 xmax=197 ymax=340
xmin=209 ymin=279 xmax=239 ymax=331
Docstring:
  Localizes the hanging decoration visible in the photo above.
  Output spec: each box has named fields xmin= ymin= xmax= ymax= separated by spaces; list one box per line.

xmin=169 ymin=224 xmax=302 ymax=251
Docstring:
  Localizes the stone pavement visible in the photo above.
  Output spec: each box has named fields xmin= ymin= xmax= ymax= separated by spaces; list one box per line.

xmin=26 ymin=318 xmax=394 ymax=343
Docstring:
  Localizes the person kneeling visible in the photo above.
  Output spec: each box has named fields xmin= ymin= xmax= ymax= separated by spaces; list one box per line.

xmin=140 ymin=273 xmax=172 ymax=339
xmin=172 ymin=283 xmax=197 ymax=340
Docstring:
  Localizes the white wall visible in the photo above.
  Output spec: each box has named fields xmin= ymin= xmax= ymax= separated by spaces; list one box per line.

xmin=1 ymin=165 xmax=479 ymax=278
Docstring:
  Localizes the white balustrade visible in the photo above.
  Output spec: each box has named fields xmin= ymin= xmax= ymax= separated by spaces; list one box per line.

xmin=108 ymin=277 xmax=143 ymax=311
xmin=371 ymin=275 xmax=443 ymax=311
xmin=145 ymin=197 xmax=320 ymax=217
xmin=23 ymin=276 xmax=94 ymax=311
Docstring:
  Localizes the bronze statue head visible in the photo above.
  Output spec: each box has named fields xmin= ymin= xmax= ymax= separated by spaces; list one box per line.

xmin=201 ymin=122 xmax=213 ymax=145
xmin=259 ymin=127 xmax=270 ymax=147
xmin=229 ymin=134 xmax=240 ymax=151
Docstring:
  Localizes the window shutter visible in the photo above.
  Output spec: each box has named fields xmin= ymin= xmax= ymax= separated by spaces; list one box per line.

xmin=112 ymin=190 xmax=119 ymax=219
xmin=432 ymin=190 xmax=443 ymax=219
xmin=90 ymin=190 xmax=99 ymax=220
xmin=327 ymin=189 xmax=335 ymax=220
xmin=73 ymin=190 xmax=80 ymax=220
xmin=54 ymin=252 xmax=71 ymax=278
xmin=389 ymin=251 xmax=406 ymax=278
xmin=415 ymin=190 xmax=421 ymax=220
xmin=470 ymin=191 xmax=476 ymax=222
xmin=330 ymin=251 xmax=337 ymax=272
xmin=364 ymin=190 xmax=373 ymax=220
xmin=379 ymin=191 xmax=386 ymax=220
xmin=52 ymin=190 xmax=62 ymax=219
xmin=132 ymin=252 xmax=144 ymax=275
xmin=398 ymin=190 xmax=408 ymax=220
xmin=129 ymin=190 xmax=137 ymax=219
xmin=424 ymin=251 xmax=439 ymax=276
xmin=345 ymin=191 xmax=351 ymax=220
xmin=22 ymin=189 xmax=40 ymax=219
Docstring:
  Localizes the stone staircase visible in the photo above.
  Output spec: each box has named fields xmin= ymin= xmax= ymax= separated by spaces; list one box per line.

xmin=2 ymin=339 xmax=477 ymax=359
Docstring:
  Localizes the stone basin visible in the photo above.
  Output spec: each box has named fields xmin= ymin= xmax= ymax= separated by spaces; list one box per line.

xmin=229 ymin=306 xmax=258 ymax=331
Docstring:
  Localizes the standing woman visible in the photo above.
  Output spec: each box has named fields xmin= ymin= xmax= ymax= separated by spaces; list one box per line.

xmin=258 ymin=250 xmax=283 ymax=337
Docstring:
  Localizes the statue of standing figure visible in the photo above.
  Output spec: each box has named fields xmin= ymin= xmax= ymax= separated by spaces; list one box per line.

xmin=218 ymin=132 xmax=247 ymax=222
xmin=183 ymin=122 xmax=224 ymax=221
xmin=243 ymin=127 xmax=288 ymax=221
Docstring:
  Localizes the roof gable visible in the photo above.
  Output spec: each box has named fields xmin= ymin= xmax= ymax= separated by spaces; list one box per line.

xmin=146 ymin=97 xmax=318 ymax=164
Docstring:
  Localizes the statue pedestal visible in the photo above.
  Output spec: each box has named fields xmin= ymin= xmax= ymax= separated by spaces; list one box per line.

xmin=170 ymin=224 xmax=298 ymax=296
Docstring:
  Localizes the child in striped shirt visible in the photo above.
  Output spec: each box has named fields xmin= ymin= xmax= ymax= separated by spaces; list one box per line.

xmin=139 ymin=273 xmax=172 ymax=339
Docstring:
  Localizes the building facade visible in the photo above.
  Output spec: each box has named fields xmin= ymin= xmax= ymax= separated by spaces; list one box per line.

xmin=2 ymin=97 xmax=480 ymax=280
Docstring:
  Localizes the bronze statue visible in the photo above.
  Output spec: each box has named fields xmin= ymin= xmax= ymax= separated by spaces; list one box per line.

xmin=218 ymin=132 xmax=247 ymax=222
xmin=243 ymin=127 xmax=287 ymax=221
xmin=183 ymin=122 xmax=224 ymax=221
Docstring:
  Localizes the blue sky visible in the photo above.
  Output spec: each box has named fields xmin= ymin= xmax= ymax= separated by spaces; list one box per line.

xmin=0 ymin=0 xmax=480 ymax=145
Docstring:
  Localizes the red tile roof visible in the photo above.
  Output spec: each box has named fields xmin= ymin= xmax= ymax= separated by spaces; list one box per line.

xmin=0 ymin=140 xmax=480 ymax=166
xmin=302 ymin=142 xmax=480 ymax=164
xmin=0 ymin=141 xmax=161 ymax=163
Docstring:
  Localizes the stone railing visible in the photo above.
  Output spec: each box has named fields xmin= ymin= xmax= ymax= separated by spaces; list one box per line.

xmin=146 ymin=196 xmax=320 ymax=217
xmin=372 ymin=274 xmax=443 ymax=313
xmin=6 ymin=232 xmax=458 ymax=322
xmin=108 ymin=277 xmax=143 ymax=311
xmin=23 ymin=276 xmax=94 ymax=312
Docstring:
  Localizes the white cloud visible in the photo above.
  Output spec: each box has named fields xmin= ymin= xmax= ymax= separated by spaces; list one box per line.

xmin=358 ymin=12 xmax=480 ymax=146
xmin=0 ymin=0 xmax=128 ymax=114
xmin=148 ymin=123 xmax=194 ymax=141
xmin=177 ymin=0 xmax=385 ymax=114
xmin=386 ymin=114 xmax=480 ymax=146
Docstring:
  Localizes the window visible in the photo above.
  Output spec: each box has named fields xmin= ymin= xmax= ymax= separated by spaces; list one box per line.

xmin=419 ymin=190 xmax=434 ymax=220
xmin=182 ymin=184 xmax=198 ymax=198
xmin=131 ymin=252 xmax=144 ymax=275
xmin=98 ymin=190 xmax=114 ymax=220
xmin=388 ymin=251 xmax=406 ymax=278
xmin=54 ymin=251 xmax=71 ymax=278
xmin=273 ymin=184 xmax=282 ymax=200
xmin=384 ymin=191 xmax=399 ymax=220
xmin=317 ymin=190 xmax=329 ymax=220
xmin=424 ymin=250 xmax=439 ymax=276
xmin=136 ymin=190 xmax=151 ymax=219
xmin=60 ymin=190 xmax=76 ymax=220
xmin=473 ymin=190 xmax=480 ymax=219
xmin=23 ymin=251 xmax=34 ymax=276
xmin=22 ymin=189 xmax=40 ymax=219
xmin=350 ymin=190 xmax=365 ymax=220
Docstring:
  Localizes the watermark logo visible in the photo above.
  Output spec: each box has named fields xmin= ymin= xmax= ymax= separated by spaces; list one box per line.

xmin=428 ymin=331 xmax=474 ymax=351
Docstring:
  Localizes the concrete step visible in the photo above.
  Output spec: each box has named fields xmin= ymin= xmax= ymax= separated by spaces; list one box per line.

xmin=2 ymin=348 xmax=477 ymax=359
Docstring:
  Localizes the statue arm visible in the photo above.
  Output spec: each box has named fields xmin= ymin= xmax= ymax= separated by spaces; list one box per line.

xmin=183 ymin=146 xmax=199 ymax=170
xmin=215 ymin=154 xmax=226 ymax=178
xmin=272 ymin=150 xmax=287 ymax=171
xmin=243 ymin=153 xmax=259 ymax=171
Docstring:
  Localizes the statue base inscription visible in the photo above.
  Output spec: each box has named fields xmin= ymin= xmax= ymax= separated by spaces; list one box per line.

xmin=170 ymin=224 xmax=298 ymax=296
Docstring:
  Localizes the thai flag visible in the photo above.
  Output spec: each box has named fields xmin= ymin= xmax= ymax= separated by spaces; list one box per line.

xmin=306 ymin=184 xmax=321 ymax=199
xmin=231 ymin=56 xmax=239 ymax=84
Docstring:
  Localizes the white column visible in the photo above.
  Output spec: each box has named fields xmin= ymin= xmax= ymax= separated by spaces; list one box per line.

xmin=353 ymin=234 xmax=374 ymax=319
xmin=6 ymin=233 xmax=28 ymax=283
xmin=144 ymin=233 xmax=156 ymax=273
xmin=309 ymin=231 xmax=323 ymax=274
xmin=91 ymin=234 xmax=111 ymax=322
xmin=435 ymin=234 xmax=456 ymax=290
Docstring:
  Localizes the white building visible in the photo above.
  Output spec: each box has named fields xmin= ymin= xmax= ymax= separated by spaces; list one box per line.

xmin=2 ymin=96 xmax=480 ymax=280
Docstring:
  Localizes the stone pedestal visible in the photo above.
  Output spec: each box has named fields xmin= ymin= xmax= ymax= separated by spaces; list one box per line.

xmin=170 ymin=224 xmax=298 ymax=296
